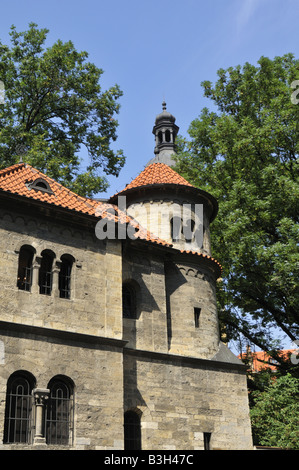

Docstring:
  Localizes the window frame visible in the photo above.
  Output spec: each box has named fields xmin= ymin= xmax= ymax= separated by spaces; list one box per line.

xmin=39 ymin=250 xmax=55 ymax=296
xmin=122 ymin=283 xmax=137 ymax=319
xmin=17 ymin=245 xmax=35 ymax=292
xmin=124 ymin=410 xmax=142 ymax=450
xmin=3 ymin=371 xmax=36 ymax=444
xmin=45 ymin=376 xmax=74 ymax=446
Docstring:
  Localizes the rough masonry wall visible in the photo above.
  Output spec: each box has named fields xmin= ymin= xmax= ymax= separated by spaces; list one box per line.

xmin=0 ymin=330 xmax=124 ymax=450
xmin=122 ymin=246 xmax=168 ymax=353
xmin=124 ymin=353 xmax=253 ymax=450
xmin=165 ymin=257 xmax=220 ymax=359
xmin=0 ymin=208 xmax=122 ymax=340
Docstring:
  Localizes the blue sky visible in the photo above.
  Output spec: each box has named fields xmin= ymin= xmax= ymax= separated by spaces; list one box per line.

xmin=1 ymin=0 xmax=298 ymax=198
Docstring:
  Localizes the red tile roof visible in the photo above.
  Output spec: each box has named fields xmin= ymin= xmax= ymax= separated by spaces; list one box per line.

xmin=110 ymin=162 xmax=193 ymax=200
xmin=0 ymin=162 xmax=222 ymax=273
xmin=109 ymin=162 xmax=218 ymax=222
xmin=0 ymin=163 xmax=170 ymax=247
xmin=0 ymin=163 xmax=97 ymax=215
xmin=124 ymin=162 xmax=193 ymax=189
xmin=238 ymin=349 xmax=298 ymax=373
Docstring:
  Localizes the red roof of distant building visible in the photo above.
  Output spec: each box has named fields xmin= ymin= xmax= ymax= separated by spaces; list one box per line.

xmin=238 ymin=349 xmax=298 ymax=373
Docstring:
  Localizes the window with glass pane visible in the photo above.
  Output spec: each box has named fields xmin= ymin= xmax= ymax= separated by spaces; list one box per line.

xmin=3 ymin=372 xmax=35 ymax=444
xmin=46 ymin=379 xmax=73 ymax=445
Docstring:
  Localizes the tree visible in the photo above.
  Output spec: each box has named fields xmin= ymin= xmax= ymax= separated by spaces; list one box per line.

xmin=0 ymin=23 xmax=125 ymax=196
xmin=250 ymin=373 xmax=299 ymax=449
xmin=174 ymin=54 xmax=299 ymax=369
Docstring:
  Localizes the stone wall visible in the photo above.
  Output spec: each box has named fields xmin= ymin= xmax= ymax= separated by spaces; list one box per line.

xmin=0 ymin=327 xmax=124 ymax=450
xmin=124 ymin=351 xmax=253 ymax=450
xmin=0 ymin=207 xmax=122 ymax=340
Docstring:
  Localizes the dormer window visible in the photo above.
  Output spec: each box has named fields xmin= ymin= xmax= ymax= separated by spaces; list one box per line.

xmin=26 ymin=178 xmax=54 ymax=194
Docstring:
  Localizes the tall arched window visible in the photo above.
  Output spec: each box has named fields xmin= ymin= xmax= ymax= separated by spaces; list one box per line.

xmin=124 ymin=410 xmax=141 ymax=450
xmin=3 ymin=371 xmax=36 ymax=444
xmin=183 ymin=218 xmax=195 ymax=243
xmin=46 ymin=376 xmax=74 ymax=445
xmin=39 ymin=250 xmax=55 ymax=295
xmin=170 ymin=216 xmax=182 ymax=242
xmin=17 ymin=245 xmax=35 ymax=291
xmin=59 ymin=255 xmax=74 ymax=299
xmin=122 ymin=283 xmax=137 ymax=319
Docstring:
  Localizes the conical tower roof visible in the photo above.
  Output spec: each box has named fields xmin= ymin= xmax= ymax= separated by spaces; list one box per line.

xmin=109 ymin=162 xmax=218 ymax=222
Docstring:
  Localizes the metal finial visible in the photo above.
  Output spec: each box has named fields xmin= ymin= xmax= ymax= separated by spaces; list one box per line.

xmin=162 ymin=101 xmax=167 ymax=111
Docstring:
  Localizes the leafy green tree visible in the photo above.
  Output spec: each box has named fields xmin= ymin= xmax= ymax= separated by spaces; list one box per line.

xmin=0 ymin=23 xmax=125 ymax=196
xmin=175 ymin=54 xmax=299 ymax=368
xmin=250 ymin=374 xmax=299 ymax=449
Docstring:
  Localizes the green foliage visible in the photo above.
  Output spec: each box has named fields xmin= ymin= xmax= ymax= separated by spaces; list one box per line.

xmin=0 ymin=23 xmax=125 ymax=196
xmin=175 ymin=54 xmax=299 ymax=365
xmin=250 ymin=374 xmax=299 ymax=449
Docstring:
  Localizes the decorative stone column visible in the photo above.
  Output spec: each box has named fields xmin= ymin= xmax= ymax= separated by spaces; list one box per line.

xmin=52 ymin=260 xmax=62 ymax=298
xmin=31 ymin=256 xmax=41 ymax=294
xmin=33 ymin=388 xmax=50 ymax=445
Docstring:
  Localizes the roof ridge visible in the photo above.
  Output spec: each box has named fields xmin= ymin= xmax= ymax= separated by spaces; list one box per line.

xmin=0 ymin=162 xmax=26 ymax=177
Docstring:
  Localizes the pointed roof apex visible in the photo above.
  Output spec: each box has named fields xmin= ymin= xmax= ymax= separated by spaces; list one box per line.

xmin=110 ymin=162 xmax=193 ymax=201
xmin=109 ymin=162 xmax=218 ymax=222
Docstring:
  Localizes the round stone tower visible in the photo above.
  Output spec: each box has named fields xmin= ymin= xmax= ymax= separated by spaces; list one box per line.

xmin=110 ymin=103 xmax=218 ymax=256
xmin=110 ymin=103 xmax=222 ymax=359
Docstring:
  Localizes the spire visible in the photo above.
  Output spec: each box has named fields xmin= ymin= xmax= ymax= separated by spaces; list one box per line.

xmin=146 ymin=101 xmax=179 ymax=167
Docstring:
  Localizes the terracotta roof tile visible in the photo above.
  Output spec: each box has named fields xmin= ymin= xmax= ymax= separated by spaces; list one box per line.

xmin=0 ymin=163 xmax=222 ymax=271
xmin=110 ymin=162 xmax=193 ymax=199
xmin=0 ymin=163 xmax=171 ymax=247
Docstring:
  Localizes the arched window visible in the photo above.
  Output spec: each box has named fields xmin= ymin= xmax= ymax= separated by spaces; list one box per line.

xmin=17 ymin=245 xmax=35 ymax=291
xmin=26 ymin=178 xmax=54 ymax=194
xmin=183 ymin=219 xmax=195 ymax=243
xmin=46 ymin=376 xmax=74 ymax=445
xmin=3 ymin=371 xmax=36 ymax=444
xmin=59 ymin=255 xmax=74 ymax=299
xmin=170 ymin=216 xmax=182 ymax=242
xmin=122 ymin=283 xmax=137 ymax=319
xmin=124 ymin=410 xmax=141 ymax=450
xmin=165 ymin=129 xmax=171 ymax=142
xmin=39 ymin=250 xmax=55 ymax=295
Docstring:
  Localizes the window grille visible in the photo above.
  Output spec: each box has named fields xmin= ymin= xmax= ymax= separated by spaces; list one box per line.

xmin=124 ymin=411 xmax=141 ymax=450
xmin=39 ymin=251 xmax=54 ymax=295
xmin=17 ymin=246 xmax=34 ymax=291
xmin=59 ymin=256 xmax=73 ymax=299
xmin=39 ymin=271 xmax=53 ymax=295
xmin=46 ymin=380 xmax=73 ymax=445
xmin=3 ymin=373 xmax=35 ymax=444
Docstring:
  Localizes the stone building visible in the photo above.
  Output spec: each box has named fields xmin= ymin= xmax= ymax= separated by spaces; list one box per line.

xmin=0 ymin=103 xmax=253 ymax=450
